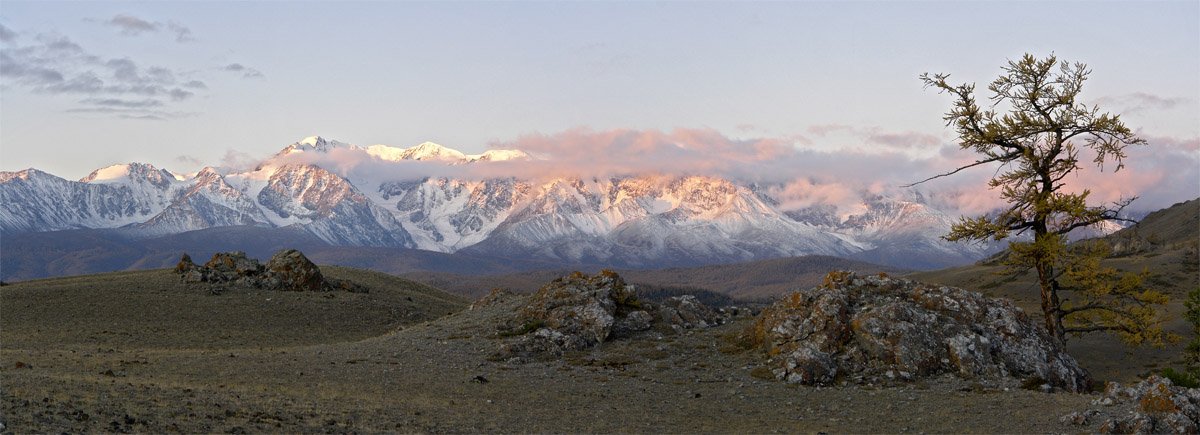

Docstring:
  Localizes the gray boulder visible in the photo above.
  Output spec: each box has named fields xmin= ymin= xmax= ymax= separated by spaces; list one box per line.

xmin=491 ymin=271 xmax=725 ymax=362
xmin=745 ymin=271 xmax=1091 ymax=392
xmin=613 ymin=310 xmax=655 ymax=338
xmin=202 ymin=251 xmax=263 ymax=280
xmin=495 ymin=271 xmax=641 ymax=360
xmin=659 ymin=295 xmax=721 ymax=331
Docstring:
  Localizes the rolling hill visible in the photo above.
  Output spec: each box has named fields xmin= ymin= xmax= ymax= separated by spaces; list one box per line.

xmin=402 ymin=254 xmax=907 ymax=301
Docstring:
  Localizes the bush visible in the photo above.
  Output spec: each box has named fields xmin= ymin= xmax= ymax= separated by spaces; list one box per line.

xmin=1160 ymin=367 xmax=1200 ymax=388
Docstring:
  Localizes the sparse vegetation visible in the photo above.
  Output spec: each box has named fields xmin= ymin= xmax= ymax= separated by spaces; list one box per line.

xmin=750 ymin=366 xmax=775 ymax=380
xmin=1187 ymin=287 xmax=1200 ymax=366
xmin=498 ymin=319 xmax=547 ymax=337
xmin=1159 ymin=367 xmax=1199 ymax=389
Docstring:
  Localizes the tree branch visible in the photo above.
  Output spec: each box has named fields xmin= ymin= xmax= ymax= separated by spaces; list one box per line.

xmin=1061 ymin=303 xmax=1141 ymax=321
xmin=903 ymin=151 xmax=1020 ymax=187
xmin=1065 ymin=324 xmax=1135 ymax=334
xmin=1054 ymin=216 xmax=1135 ymax=235
xmin=1053 ymin=199 xmax=1139 ymax=235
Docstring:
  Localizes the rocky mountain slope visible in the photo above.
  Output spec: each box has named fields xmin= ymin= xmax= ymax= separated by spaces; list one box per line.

xmin=2 ymin=135 xmax=1113 ymax=272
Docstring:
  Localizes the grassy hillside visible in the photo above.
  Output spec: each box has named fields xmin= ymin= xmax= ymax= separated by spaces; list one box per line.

xmin=1 ymin=266 xmax=466 ymax=350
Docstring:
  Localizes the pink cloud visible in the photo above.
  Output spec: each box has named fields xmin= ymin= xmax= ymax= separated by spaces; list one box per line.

xmin=1142 ymin=134 xmax=1200 ymax=153
xmin=479 ymin=127 xmax=799 ymax=180
xmin=768 ymin=178 xmax=861 ymax=212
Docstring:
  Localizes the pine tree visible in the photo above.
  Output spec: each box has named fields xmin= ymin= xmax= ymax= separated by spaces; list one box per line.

xmin=918 ymin=54 xmax=1169 ymax=346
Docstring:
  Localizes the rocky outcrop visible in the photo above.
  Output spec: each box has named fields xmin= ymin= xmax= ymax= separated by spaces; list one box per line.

xmin=264 ymin=249 xmax=326 ymax=292
xmin=1061 ymin=375 xmax=1200 ymax=433
xmin=744 ymin=271 xmax=1091 ymax=392
xmin=658 ymin=295 xmax=721 ymax=333
xmin=174 ymin=250 xmax=364 ymax=293
xmin=491 ymin=271 xmax=725 ymax=362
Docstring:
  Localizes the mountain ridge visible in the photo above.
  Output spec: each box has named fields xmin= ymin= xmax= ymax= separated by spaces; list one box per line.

xmin=1 ymin=135 xmax=1129 ymax=271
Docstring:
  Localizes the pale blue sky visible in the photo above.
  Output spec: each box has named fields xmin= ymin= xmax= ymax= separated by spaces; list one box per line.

xmin=1 ymin=1 xmax=1197 ymax=183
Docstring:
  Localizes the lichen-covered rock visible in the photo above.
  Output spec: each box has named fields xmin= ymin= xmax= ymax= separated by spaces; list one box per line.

xmin=745 ymin=271 xmax=1091 ymax=392
xmin=495 ymin=271 xmax=640 ymax=360
xmin=203 ymin=251 xmax=264 ymax=280
xmin=1061 ymin=410 xmax=1100 ymax=426
xmin=659 ymin=295 xmax=721 ymax=331
xmin=778 ymin=345 xmax=838 ymax=385
xmin=264 ymin=249 xmax=325 ymax=292
xmin=173 ymin=249 xmax=363 ymax=293
xmin=491 ymin=270 xmax=727 ymax=362
xmin=613 ymin=310 xmax=654 ymax=337
xmin=518 ymin=270 xmax=630 ymax=344
xmin=174 ymin=253 xmax=196 ymax=273
xmin=1089 ymin=376 xmax=1200 ymax=434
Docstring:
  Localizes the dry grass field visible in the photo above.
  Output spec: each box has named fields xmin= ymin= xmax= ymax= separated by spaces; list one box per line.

xmin=1 ymin=265 xmax=1116 ymax=433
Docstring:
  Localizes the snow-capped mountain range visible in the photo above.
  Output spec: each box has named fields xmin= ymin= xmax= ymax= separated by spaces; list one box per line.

xmin=1 ymin=135 xmax=1039 ymax=269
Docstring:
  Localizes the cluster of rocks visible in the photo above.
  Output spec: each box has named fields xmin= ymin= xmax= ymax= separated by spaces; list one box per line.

xmin=1061 ymin=375 xmax=1200 ymax=433
xmin=744 ymin=271 xmax=1091 ymax=392
xmin=490 ymin=270 xmax=723 ymax=362
xmin=174 ymin=249 xmax=365 ymax=293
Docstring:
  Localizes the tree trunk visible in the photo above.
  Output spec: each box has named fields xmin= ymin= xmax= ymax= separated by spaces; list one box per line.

xmin=1033 ymin=187 xmax=1067 ymax=346
xmin=1034 ymin=165 xmax=1067 ymax=345
xmin=1036 ymin=263 xmax=1075 ymax=346
xmin=1036 ymin=261 xmax=1067 ymax=346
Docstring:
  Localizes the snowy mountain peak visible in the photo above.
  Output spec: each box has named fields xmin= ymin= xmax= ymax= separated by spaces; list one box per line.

xmin=401 ymin=142 xmax=468 ymax=161
xmin=0 ymin=168 xmax=46 ymax=183
xmin=80 ymin=162 xmax=175 ymax=188
xmin=300 ymin=135 xmax=326 ymax=146
xmin=361 ymin=142 xmax=472 ymax=162
xmin=278 ymin=136 xmax=352 ymax=156
xmin=193 ymin=166 xmax=227 ymax=184
xmin=196 ymin=166 xmax=221 ymax=177
xmin=276 ymin=137 xmax=530 ymax=165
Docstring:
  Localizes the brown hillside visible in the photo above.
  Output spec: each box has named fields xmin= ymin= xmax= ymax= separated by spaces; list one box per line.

xmin=402 ymin=255 xmax=906 ymax=301
xmin=1 ymin=266 xmax=466 ymax=350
